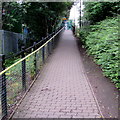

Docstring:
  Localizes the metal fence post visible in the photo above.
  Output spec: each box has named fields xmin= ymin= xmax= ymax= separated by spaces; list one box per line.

xmin=47 ymin=34 xmax=50 ymax=56
xmin=0 ymin=54 xmax=8 ymax=119
xmin=52 ymin=35 xmax=54 ymax=49
xmin=33 ymin=42 xmax=37 ymax=74
xmin=42 ymin=46 xmax=45 ymax=64
xmin=52 ymin=38 xmax=54 ymax=50
xmin=21 ymin=46 xmax=26 ymax=91
xmin=49 ymin=41 xmax=52 ymax=54
xmin=51 ymin=33 xmax=54 ymax=51
xmin=48 ymin=42 xmax=50 ymax=56
xmin=53 ymin=36 xmax=55 ymax=48
xmin=50 ymin=34 xmax=53 ymax=54
xmin=49 ymin=34 xmax=52 ymax=55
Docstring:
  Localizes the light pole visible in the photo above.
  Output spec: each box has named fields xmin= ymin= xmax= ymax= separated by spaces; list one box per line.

xmin=0 ymin=0 xmax=2 ymax=30
xmin=73 ymin=2 xmax=77 ymax=35
xmin=80 ymin=0 xmax=81 ymax=28
xmin=74 ymin=5 xmax=75 ymax=32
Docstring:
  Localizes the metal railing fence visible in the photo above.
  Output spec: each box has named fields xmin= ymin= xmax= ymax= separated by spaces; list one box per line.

xmin=0 ymin=27 xmax=64 ymax=120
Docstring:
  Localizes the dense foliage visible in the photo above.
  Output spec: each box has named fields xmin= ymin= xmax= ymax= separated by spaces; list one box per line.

xmin=2 ymin=2 xmax=72 ymax=38
xmin=83 ymin=2 xmax=120 ymax=24
xmin=79 ymin=2 xmax=120 ymax=89
xmin=2 ymin=2 xmax=23 ymax=33
xmin=23 ymin=2 xmax=72 ymax=38
xmin=80 ymin=16 xmax=119 ymax=89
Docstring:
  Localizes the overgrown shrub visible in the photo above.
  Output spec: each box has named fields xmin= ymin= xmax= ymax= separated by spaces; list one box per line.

xmin=80 ymin=16 xmax=119 ymax=89
xmin=79 ymin=26 xmax=90 ymax=44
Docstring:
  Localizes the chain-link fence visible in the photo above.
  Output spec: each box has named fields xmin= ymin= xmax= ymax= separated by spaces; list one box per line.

xmin=0 ymin=27 xmax=64 ymax=120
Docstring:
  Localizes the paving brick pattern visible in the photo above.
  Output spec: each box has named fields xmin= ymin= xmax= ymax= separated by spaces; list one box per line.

xmin=13 ymin=30 xmax=102 ymax=118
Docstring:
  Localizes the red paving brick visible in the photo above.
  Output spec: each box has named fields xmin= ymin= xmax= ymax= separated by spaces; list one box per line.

xmin=13 ymin=30 xmax=103 ymax=118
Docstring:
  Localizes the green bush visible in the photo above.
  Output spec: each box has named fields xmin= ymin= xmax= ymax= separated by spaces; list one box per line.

xmin=80 ymin=16 xmax=120 ymax=89
xmin=79 ymin=27 xmax=90 ymax=44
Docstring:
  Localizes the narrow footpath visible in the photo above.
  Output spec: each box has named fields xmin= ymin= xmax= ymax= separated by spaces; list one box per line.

xmin=13 ymin=30 xmax=103 ymax=118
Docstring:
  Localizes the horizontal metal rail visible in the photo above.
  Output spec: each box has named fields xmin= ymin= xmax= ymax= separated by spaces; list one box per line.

xmin=0 ymin=27 xmax=64 ymax=120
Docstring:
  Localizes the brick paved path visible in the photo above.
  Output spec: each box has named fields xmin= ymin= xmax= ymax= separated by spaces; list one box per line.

xmin=13 ymin=30 xmax=102 ymax=118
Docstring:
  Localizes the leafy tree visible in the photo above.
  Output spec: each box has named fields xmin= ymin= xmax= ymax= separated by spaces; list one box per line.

xmin=2 ymin=2 xmax=24 ymax=33
xmin=23 ymin=2 xmax=72 ymax=38
xmin=83 ymin=2 xmax=120 ymax=24
xmin=2 ymin=2 xmax=72 ymax=36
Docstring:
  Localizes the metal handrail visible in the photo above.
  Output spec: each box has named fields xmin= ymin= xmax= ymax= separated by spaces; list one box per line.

xmin=0 ymin=27 xmax=64 ymax=120
xmin=0 ymin=27 xmax=64 ymax=76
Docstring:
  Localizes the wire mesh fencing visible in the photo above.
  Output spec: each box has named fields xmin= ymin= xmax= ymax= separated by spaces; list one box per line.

xmin=6 ymin=62 xmax=22 ymax=115
xmin=0 ymin=27 xmax=64 ymax=120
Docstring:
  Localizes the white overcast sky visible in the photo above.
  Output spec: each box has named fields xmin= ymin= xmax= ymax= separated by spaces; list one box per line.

xmin=69 ymin=0 xmax=84 ymax=26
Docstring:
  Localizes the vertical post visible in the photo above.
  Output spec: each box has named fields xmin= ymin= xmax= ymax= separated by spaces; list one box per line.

xmin=51 ymin=39 xmax=53 ymax=51
xmin=52 ymin=32 xmax=55 ymax=50
xmin=54 ymin=33 xmax=57 ymax=48
xmin=47 ymin=34 xmax=51 ymax=55
xmin=0 ymin=54 xmax=7 ymax=118
xmin=47 ymin=42 xmax=49 ymax=56
xmin=49 ymin=34 xmax=52 ymax=54
xmin=80 ymin=0 xmax=81 ymax=28
xmin=33 ymin=42 xmax=37 ymax=75
xmin=52 ymin=35 xmax=55 ymax=49
xmin=42 ymin=46 xmax=45 ymax=64
xmin=0 ymin=1 xmax=2 ymax=30
xmin=49 ymin=41 xmax=52 ymax=54
xmin=21 ymin=46 xmax=26 ymax=91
